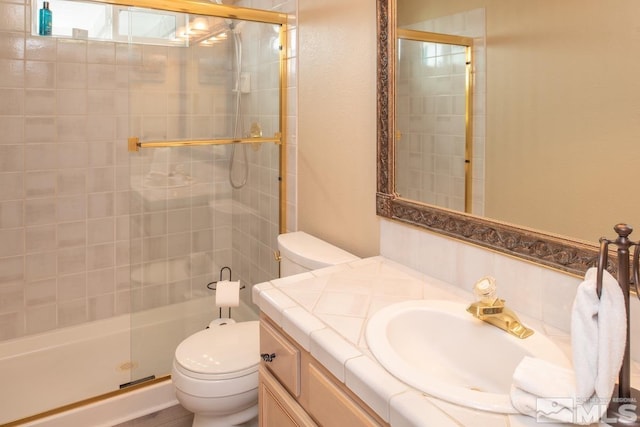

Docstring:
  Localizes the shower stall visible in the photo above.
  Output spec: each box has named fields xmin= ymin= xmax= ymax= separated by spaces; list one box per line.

xmin=0 ymin=0 xmax=292 ymax=424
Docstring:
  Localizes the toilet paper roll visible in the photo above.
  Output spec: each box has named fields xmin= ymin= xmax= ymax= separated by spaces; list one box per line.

xmin=215 ymin=280 xmax=240 ymax=307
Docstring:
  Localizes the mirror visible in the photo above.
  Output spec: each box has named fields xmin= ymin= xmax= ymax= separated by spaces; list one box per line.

xmin=376 ymin=0 xmax=640 ymax=275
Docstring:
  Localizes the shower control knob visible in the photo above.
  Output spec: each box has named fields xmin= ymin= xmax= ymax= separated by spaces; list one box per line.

xmin=261 ymin=353 xmax=276 ymax=362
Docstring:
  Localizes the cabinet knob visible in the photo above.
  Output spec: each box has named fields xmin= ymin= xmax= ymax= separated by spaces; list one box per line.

xmin=261 ymin=353 xmax=277 ymax=362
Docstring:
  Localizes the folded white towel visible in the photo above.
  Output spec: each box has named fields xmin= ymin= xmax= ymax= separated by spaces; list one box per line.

xmin=571 ymin=267 xmax=626 ymax=400
xmin=511 ymin=356 xmax=607 ymax=424
xmin=510 ymin=267 xmax=626 ymax=424
xmin=513 ymin=356 xmax=577 ymax=399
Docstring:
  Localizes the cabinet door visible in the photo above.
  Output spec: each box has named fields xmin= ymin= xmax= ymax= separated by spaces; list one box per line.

xmin=259 ymin=366 xmax=317 ymax=427
xmin=305 ymin=364 xmax=381 ymax=427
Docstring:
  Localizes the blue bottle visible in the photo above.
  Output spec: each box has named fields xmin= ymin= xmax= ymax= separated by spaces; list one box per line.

xmin=38 ymin=1 xmax=52 ymax=36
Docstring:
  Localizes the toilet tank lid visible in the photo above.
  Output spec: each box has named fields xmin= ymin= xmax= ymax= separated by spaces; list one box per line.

xmin=277 ymin=231 xmax=359 ymax=270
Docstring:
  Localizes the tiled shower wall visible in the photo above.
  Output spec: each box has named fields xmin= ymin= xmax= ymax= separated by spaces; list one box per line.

xmin=0 ymin=0 xmax=297 ymax=340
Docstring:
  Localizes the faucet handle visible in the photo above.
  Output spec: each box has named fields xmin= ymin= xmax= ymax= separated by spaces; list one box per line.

xmin=473 ymin=276 xmax=497 ymax=304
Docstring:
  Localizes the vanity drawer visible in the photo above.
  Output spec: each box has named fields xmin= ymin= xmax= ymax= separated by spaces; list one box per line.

xmin=260 ymin=320 xmax=301 ymax=397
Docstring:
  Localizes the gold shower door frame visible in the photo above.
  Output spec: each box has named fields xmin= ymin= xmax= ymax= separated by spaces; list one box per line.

xmin=6 ymin=2 xmax=290 ymax=426
xmin=118 ymin=0 xmax=290 ymax=234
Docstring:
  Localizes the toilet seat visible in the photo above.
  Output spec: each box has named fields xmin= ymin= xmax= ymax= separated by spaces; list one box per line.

xmin=174 ymin=320 xmax=259 ymax=381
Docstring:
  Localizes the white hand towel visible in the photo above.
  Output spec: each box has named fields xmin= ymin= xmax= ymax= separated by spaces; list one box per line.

xmin=513 ymin=356 xmax=577 ymax=399
xmin=511 ymin=356 xmax=607 ymax=425
xmin=511 ymin=357 xmax=577 ymax=424
xmin=510 ymin=267 xmax=626 ymax=424
xmin=571 ymin=267 xmax=626 ymax=400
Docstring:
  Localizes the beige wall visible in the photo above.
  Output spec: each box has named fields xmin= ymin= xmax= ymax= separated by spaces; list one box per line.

xmin=297 ymin=0 xmax=380 ymax=257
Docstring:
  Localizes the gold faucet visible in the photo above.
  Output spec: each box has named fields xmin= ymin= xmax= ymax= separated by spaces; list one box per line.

xmin=466 ymin=277 xmax=534 ymax=339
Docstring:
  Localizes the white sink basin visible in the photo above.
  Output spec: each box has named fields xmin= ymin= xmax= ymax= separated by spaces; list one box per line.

xmin=365 ymin=299 xmax=570 ymax=413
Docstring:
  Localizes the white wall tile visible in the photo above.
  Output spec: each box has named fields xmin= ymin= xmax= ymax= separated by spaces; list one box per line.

xmin=87 ymin=192 xmax=114 ymax=218
xmin=25 ymin=144 xmax=57 ymax=170
xmin=0 ymin=58 xmax=24 ymax=87
xmin=0 ymin=88 xmax=24 ymax=115
xmin=87 ymin=218 xmax=114 ymax=245
xmin=57 ymin=40 xmax=87 ymax=63
xmin=0 ymin=200 xmax=24 ymax=229
xmin=25 ymin=171 xmax=56 ymax=198
xmin=57 ymin=221 xmax=86 ymax=248
xmin=0 ymin=32 xmax=24 ymax=60
xmin=0 ymin=256 xmax=23 ymax=283
xmin=25 ymin=198 xmax=56 ymax=226
xmin=0 ymin=117 xmax=24 ymax=144
xmin=57 ymin=62 xmax=86 ymax=89
xmin=58 ymin=273 xmax=86 ymax=301
xmin=24 ymin=89 xmax=55 ymax=115
xmin=57 ymin=144 xmax=87 ymax=169
xmin=25 ymin=251 xmax=57 ymax=281
xmin=0 ymin=3 xmax=26 ymax=33
xmin=25 ymin=225 xmax=56 ymax=253
xmin=87 ymin=243 xmax=115 ymax=270
xmin=0 ymin=145 xmax=24 ymax=172
xmin=0 ymin=229 xmax=24 ymax=257
xmin=87 ymin=41 xmax=115 ymax=64
xmin=24 ymin=117 xmax=56 ymax=143
xmin=58 ymin=194 xmax=86 ymax=222
xmin=58 ymin=299 xmax=88 ymax=327
xmin=25 ymin=278 xmax=56 ymax=306
xmin=57 ymin=89 xmax=87 ymax=115
xmin=57 ymin=247 xmax=86 ymax=275
xmin=25 ymin=60 xmax=56 ymax=88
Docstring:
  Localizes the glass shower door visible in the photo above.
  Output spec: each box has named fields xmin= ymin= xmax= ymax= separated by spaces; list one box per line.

xmin=125 ymin=11 xmax=284 ymax=386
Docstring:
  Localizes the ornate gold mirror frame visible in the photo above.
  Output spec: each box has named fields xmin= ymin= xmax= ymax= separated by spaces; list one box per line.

xmin=375 ymin=0 xmax=601 ymax=277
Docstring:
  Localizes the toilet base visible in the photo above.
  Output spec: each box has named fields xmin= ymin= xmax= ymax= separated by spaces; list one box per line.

xmin=192 ymin=404 xmax=258 ymax=427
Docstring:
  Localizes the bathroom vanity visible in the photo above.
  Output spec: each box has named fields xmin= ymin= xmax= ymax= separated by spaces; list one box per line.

xmin=254 ymin=256 xmax=581 ymax=427
xmin=259 ymin=316 xmax=388 ymax=426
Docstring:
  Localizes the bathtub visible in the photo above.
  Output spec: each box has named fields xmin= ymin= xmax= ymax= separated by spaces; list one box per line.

xmin=0 ymin=297 xmax=257 ymax=426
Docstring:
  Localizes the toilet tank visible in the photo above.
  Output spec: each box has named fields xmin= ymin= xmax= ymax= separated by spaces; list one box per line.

xmin=277 ymin=231 xmax=360 ymax=277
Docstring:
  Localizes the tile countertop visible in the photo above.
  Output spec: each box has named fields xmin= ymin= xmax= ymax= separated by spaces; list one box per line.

xmin=252 ymin=256 xmax=638 ymax=427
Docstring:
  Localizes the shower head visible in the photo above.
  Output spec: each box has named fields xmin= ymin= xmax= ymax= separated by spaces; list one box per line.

xmin=211 ymin=0 xmax=242 ymax=32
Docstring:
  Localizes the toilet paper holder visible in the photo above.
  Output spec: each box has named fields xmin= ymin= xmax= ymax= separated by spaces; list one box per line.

xmin=206 ymin=267 xmax=246 ymax=319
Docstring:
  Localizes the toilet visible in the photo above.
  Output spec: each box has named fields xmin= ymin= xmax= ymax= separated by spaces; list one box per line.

xmin=171 ymin=231 xmax=359 ymax=427
xmin=277 ymin=231 xmax=360 ymax=277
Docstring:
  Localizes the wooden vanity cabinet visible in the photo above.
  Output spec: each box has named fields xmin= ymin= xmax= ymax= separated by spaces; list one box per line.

xmin=259 ymin=365 xmax=317 ymax=427
xmin=259 ymin=315 xmax=389 ymax=427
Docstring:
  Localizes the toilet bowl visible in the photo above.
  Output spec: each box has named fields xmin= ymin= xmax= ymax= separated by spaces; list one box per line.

xmin=172 ymin=231 xmax=359 ymax=427
xmin=172 ymin=320 xmax=260 ymax=427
